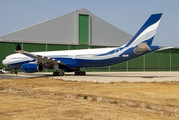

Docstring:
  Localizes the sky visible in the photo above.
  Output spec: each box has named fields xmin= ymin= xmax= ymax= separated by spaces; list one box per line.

xmin=0 ymin=0 xmax=178 ymax=46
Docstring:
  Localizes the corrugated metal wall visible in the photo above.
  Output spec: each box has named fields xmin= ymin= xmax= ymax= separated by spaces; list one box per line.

xmin=0 ymin=8 xmax=178 ymax=71
xmin=171 ymin=49 xmax=179 ymax=70
xmin=23 ymin=43 xmax=46 ymax=52
xmin=1 ymin=42 xmax=179 ymax=72
xmin=84 ymin=49 xmax=179 ymax=72
xmin=0 ymin=42 xmax=21 ymax=68
xmin=0 ymin=8 xmax=132 ymax=46
xmin=0 ymin=11 xmax=78 ymax=45
xmin=90 ymin=14 xmax=132 ymax=46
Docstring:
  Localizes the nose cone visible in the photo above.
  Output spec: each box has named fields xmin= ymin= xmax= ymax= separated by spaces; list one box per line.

xmin=2 ymin=59 xmax=7 ymax=67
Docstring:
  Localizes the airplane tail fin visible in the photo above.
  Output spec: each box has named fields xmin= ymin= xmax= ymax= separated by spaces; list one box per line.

xmin=125 ymin=13 xmax=162 ymax=48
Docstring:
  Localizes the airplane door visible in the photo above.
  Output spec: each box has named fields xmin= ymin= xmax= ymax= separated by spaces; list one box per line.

xmin=72 ymin=54 xmax=76 ymax=59
xmin=68 ymin=53 xmax=76 ymax=59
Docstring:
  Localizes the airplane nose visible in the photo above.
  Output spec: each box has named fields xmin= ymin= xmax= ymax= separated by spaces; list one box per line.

xmin=2 ymin=59 xmax=7 ymax=66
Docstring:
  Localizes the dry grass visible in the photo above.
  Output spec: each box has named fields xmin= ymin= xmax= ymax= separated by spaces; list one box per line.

xmin=0 ymin=77 xmax=179 ymax=119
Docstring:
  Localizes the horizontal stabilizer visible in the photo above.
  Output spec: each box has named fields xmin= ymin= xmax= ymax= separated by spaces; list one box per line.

xmin=156 ymin=46 xmax=174 ymax=51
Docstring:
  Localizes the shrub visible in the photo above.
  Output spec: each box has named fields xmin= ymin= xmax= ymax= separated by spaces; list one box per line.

xmin=84 ymin=96 xmax=88 ymax=99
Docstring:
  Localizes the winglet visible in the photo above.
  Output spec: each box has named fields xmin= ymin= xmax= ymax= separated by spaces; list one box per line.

xmin=16 ymin=44 xmax=22 ymax=51
xmin=15 ymin=44 xmax=23 ymax=53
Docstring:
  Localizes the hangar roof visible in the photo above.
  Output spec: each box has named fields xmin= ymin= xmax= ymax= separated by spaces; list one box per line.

xmin=0 ymin=8 xmax=132 ymax=46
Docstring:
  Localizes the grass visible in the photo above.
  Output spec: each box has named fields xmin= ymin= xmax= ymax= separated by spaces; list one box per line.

xmin=0 ymin=77 xmax=179 ymax=119
xmin=83 ymin=96 xmax=88 ymax=99
xmin=110 ymin=100 xmax=118 ymax=104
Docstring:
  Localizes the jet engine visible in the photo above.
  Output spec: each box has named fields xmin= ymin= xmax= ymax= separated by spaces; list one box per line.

xmin=21 ymin=63 xmax=43 ymax=73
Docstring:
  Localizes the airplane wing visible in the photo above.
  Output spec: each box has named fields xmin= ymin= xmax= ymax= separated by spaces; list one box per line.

xmin=15 ymin=44 xmax=66 ymax=66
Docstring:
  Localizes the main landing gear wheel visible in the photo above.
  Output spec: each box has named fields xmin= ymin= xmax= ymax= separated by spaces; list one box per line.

xmin=53 ymin=71 xmax=65 ymax=76
xmin=75 ymin=71 xmax=86 ymax=75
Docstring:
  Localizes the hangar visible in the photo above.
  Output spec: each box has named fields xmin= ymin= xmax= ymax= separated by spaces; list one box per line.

xmin=0 ymin=8 xmax=178 ymax=72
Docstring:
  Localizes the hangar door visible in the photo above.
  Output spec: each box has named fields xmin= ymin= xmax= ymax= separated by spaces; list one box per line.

xmin=79 ymin=14 xmax=89 ymax=45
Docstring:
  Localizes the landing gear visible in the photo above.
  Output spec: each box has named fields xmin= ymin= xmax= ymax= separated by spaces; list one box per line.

xmin=53 ymin=63 xmax=65 ymax=76
xmin=13 ymin=68 xmax=17 ymax=74
xmin=53 ymin=71 xmax=65 ymax=76
xmin=75 ymin=71 xmax=86 ymax=75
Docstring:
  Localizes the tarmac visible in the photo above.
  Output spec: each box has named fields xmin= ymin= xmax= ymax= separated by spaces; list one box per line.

xmin=1 ymin=71 xmax=179 ymax=83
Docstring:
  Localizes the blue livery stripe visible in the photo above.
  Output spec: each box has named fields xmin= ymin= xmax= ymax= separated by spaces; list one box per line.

xmin=125 ymin=13 xmax=162 ymax=47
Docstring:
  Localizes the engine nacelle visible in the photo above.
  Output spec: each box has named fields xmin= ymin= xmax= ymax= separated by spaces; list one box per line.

xmin=21 ymin=63 xmax=43 ymax=73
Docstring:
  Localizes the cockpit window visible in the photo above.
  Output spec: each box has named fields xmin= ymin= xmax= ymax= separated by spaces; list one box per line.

xmin=11 ymin=57 xmax=28 ymax=59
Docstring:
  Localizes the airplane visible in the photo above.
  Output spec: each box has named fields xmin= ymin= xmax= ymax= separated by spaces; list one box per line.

xmin=2 ymin=13 xmax=162 ymax=76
